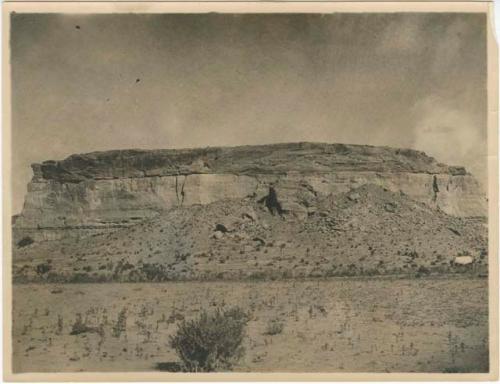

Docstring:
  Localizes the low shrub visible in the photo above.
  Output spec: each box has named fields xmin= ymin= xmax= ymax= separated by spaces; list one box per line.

xmin=264 ymin=318 xmax=285 ymax=335
xmin=70 ymin=313 xmax=102 ymax=336
xmin=17 ymin=236 xmax=34 ymax=248
xmin=35 ymin=262 xmax=52 ymax=277
xmin=415 ymin=265 xmax=431 ymax=278
xmin=169 ymin=306 xmax=248 ymax=372
xmin=112 ymin=307 xmax=128 ymax=338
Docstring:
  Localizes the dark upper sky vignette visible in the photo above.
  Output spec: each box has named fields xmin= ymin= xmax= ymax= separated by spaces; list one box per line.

xmin=11 ymin=12 xmax=487 ymax=213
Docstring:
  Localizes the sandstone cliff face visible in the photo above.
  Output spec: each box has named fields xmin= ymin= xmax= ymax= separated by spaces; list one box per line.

xmin=13 ymin=142 xmax=487 ymax=242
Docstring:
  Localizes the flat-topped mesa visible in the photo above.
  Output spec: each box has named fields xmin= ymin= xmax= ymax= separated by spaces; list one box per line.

xmin=33 ymin=142 xmax=465 ymax=182
xmin=15 ymin=142 xmax=485 ymax=243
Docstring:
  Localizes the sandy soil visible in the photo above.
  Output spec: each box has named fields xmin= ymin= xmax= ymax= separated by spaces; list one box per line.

xmin=12 ymin=277 xmax=488 ymax=373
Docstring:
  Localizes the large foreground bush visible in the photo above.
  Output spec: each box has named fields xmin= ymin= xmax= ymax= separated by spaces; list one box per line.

xmin=169 ymin=306 xmax=248 ymax=372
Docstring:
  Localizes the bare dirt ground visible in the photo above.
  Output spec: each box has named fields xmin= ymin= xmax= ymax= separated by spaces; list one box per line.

xmin=12 ymin=277 xmax=488 ymax=373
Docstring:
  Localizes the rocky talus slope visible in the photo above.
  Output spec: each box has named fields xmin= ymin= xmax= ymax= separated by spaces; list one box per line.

xmin=13 ymin=142 xmax=486 ymax=243
xmin=13 ymin=183 xmax=487 ymax=282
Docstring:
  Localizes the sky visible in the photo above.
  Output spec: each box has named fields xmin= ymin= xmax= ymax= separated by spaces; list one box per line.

xmin=10 ymin=12 xmax=487 ymax=214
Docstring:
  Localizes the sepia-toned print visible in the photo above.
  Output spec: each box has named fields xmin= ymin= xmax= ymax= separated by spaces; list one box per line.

xmin=4 ymin=4 xmax=497 ymax=380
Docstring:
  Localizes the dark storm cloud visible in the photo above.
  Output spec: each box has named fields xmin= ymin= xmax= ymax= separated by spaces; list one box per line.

xmin=10 ymin=12 xmax=487 ymax=213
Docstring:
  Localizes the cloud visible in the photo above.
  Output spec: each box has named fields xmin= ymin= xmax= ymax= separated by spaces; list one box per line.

xmin=412 ymin=96 xmax=487 ymax=187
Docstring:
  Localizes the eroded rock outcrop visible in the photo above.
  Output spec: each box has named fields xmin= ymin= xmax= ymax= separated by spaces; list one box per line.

xmin=13 ymin=142 xmax=487 ymax=242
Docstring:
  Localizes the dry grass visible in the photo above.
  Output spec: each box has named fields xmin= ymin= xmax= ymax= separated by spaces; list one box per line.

xmin=12 ymin=277 xmax=488 ymax=373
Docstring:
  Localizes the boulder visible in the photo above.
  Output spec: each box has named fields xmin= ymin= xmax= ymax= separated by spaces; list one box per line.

xmin=454 ymin=256 xmax=474 ymax=265
xmin=215 ymin=224 xmax=229 ymax=233
xmin=347 ymin=192 xmax=360 ymax=202
xmin=242 ymin=209 xmax=258 ymax=222
xmin=384 ymin=202 xmax=397 ymax=213
xmin=213 ymin=231 xmax=224 ymax=240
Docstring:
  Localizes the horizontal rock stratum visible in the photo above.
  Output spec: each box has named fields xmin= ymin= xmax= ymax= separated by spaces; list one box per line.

xmin=14 ymin=142 xmax=487 ymax=242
